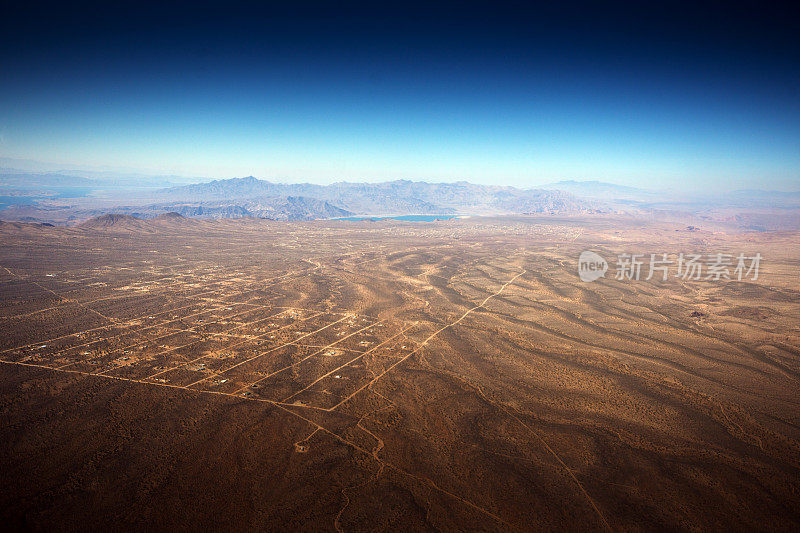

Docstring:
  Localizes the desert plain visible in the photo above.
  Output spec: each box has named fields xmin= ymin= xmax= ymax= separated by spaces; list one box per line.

xmin=0 ymin=214 xmax=798 ymax=531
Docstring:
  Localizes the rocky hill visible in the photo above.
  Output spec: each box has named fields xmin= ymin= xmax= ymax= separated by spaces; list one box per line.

xmin=78 ymin=213 xmax=143 ymax=229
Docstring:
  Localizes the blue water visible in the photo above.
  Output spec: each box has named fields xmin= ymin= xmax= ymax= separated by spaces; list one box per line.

xmin=335 ymin=214 xmax=460 ymax=222
xmin=0 ymin=188 xmax=93 ymax=210
xmin=0 ymin=196 xmax=39 ymax=210
xmin=51 ymin=187 xmax=93 ymax=198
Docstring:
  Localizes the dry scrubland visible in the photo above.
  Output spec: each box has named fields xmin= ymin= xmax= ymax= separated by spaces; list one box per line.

xmin=0 ymin=215 xmax=798 ymax=531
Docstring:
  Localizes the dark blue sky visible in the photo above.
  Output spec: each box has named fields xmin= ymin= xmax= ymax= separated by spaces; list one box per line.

xmin=1 ymin=1 xmax=798 ymax=189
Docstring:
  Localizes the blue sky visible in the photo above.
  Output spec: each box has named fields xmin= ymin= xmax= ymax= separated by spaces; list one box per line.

xmin=1 ymin=1 xmax=798 ymax=191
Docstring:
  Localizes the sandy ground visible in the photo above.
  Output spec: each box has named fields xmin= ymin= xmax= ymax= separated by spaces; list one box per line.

xmin=0 ymin=214 xmax=798 ymax=531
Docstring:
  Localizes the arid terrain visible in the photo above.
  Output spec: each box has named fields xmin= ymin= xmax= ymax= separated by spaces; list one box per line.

xmin=1 ymin=215 xmax=798 ymax=531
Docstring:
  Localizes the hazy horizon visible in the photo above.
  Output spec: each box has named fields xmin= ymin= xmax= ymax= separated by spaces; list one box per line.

xmin=2 ymin=2 xmax=798 ymax=192
xmin=3 ymin=156 xmax=799 ymax=195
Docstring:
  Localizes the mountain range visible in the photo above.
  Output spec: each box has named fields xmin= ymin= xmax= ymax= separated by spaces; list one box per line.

xmin=2 ymin=172 xmax=798 ymax=228
xmin=155 ymin=177 xmax=603 ymax=218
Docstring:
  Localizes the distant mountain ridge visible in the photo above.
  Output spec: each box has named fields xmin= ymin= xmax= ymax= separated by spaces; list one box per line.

xmin=157 ymin=177 xmax=603 ymax=216
xmin=33 ymin=195 xmax=352 ymax=222
xmin=541 ymin=180 xmax=656 ymax=202
xmin=150 ymin=195 xmax=354 ymax=220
